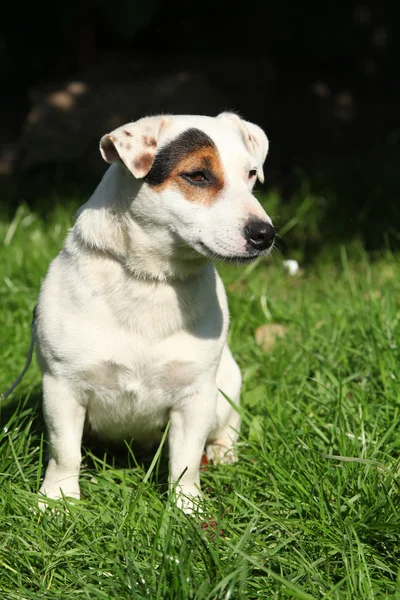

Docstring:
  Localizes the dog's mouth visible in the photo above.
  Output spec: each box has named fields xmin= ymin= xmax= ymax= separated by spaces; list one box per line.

xmin=196 ymin=242 xmax=263 ymax=265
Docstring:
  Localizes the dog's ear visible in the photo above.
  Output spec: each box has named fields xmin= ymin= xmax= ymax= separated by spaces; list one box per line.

xmin=100 ymin=116 xmax=171 ymax=178
xmin=218 ymin=112 xmax=269 ymax=183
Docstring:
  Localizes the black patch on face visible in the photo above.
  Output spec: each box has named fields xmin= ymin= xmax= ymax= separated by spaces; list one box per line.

xmin=144 ymin=128 xmax=216 ymax=186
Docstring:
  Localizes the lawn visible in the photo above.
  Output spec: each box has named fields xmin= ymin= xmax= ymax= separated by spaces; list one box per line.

xmin=0 ymin=193 xmax=399 ymax=599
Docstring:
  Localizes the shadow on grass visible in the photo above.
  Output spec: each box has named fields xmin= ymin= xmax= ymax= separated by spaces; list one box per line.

xmin=82 ymin=432 xmax=170 ymax=490
xmin=0 ymin=388 xmax=45 ymax=432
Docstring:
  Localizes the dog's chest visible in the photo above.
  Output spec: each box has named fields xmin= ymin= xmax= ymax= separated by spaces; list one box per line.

xmin=41 ymin=258 xmax=229 ymax=442
xmin=82 ymin=335 xmax=219 ymax=442
xmin=77 ymin=272 xmax=227 ymax=441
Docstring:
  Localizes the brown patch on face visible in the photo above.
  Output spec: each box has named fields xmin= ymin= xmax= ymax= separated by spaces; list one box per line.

xmin=123 ymin=130 xmax=132 ymax=136
xmin=161 ymin=148 xmax=224 ymax=206
xmin=145 ymin=128 xmax=225 ymax=206
xmin=133 ymin=152 xmax=154 ymax=175
xmin=143 ymin=135 xmax=157 ymax=148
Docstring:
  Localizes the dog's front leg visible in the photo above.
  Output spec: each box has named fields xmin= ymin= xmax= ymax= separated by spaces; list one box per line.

xmin=39 ymin=374 xmax=86 ymax=509
xmin=169 ymin=384 xmax=217 ymax=513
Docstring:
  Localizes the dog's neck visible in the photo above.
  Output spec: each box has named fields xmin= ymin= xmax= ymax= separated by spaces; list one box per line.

xmin=73 ymin=164 xmax=209 ymax=282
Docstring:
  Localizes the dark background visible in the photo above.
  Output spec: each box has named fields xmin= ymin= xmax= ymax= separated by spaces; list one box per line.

xmin=1 ymin=0 xmax=399 ymax=251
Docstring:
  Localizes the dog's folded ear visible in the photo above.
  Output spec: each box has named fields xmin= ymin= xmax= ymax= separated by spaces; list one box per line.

xmin=100 ymin=116 xmax=171 ymax=178
xmin=217 ymin=112 xmax=269 ymax=183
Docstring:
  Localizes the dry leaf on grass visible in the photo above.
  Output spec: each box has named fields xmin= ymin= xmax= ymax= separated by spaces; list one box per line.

xmin=200 ymin=453 xmax=210 ymax=471
xmin=254 ymin=323 xmax=288 ymax=352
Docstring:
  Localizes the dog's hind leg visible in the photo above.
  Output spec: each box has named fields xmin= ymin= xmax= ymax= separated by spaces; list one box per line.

xmin=206 ymin=345 xmax=242 ymax=464
xmin=39 ymin=374 xmax=86 ymax=509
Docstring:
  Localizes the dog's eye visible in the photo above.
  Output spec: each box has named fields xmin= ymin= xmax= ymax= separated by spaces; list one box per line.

xmin=187 ymin=172 xmax=206 ymax=182
xmin=181 ymin=171 xmax=209 ymax=185
xmin=249 ymin=169 xmax=257 ymax=178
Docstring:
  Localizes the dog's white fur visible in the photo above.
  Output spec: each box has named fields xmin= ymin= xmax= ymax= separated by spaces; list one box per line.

xmin=36 ymin=113 xmax=273 ymax=511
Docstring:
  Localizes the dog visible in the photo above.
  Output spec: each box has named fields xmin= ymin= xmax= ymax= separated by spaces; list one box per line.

xmin=35 ymin=112 xmax=275 ymax=512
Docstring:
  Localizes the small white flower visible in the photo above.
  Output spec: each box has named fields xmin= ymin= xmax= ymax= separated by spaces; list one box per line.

xmin=283 ymin=259 xmax=300 ymax=275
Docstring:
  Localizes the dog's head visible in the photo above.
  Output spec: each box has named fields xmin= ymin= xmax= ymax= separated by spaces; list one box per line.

xmin=100 ymin=113 xmax=274 ymax=265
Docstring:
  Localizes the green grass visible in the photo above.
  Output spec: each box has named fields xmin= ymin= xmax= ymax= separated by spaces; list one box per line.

xmin=1 ymin=197 xmax=400 ymax=599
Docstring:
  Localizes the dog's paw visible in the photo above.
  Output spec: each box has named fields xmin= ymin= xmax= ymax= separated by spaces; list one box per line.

xmin=175 ymin=486 xmax=203 ymax=515
xmin=38 ymin=481 xmax=80 ymax=512
xmin=206 ymin=441 xmax=237 ymax=465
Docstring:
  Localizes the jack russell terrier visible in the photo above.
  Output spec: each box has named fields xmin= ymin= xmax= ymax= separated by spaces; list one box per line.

xmin=35 ymin=112 xmax=275 ymax=512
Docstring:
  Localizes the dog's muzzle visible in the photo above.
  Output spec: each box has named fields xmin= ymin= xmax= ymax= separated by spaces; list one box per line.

xmin=244 ymin=219 xmax=275 ymax=252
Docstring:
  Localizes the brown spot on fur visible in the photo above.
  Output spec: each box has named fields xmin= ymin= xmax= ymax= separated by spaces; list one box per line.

xmin=126 ymin=143 xmax=131 ymax=151
xmin=123 ymin=130 xmax=132 ymax=136
xmin=143 ymin=135 xmax=157 ymax=148
xmin=133 ymin=152 xmax=154 ymax=175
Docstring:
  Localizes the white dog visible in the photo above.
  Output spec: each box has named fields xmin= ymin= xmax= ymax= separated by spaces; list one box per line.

xmin=35 ymin=112 xmax=275 ymax=511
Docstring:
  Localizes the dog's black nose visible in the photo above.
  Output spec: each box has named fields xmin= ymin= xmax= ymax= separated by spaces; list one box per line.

xmin=244 ymin=219 xmax=275 ymax=251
